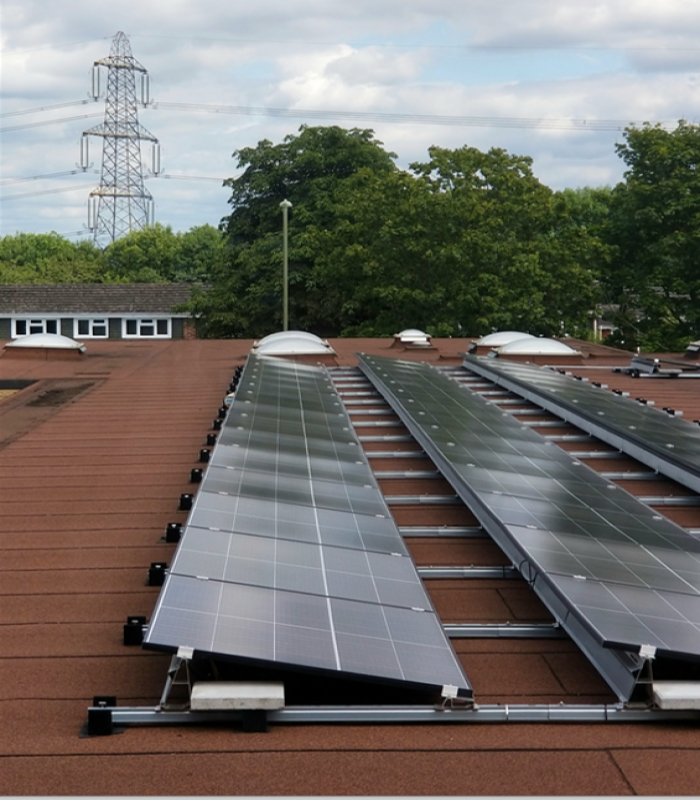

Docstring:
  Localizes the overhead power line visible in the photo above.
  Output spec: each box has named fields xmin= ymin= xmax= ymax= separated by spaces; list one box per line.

xmin=0 ymin=173 xmax=226 ymax=201
xmin=151 ymin=101 xmax=670 ymax=132
xmin=126 ymin=35 xmax=700 ymax=52
xmin=0 ymin=169 xmax=99 ymax=186
xmin=0 ymin=112 xmax=103 ymax=133
xmin=155 ymin=173 xmax=225 ymax=183
xmin=0 ymin=183 xmax=96 ymax=201
xmin=0 ymin=98 xmax=673 ymax=134
xmin=0 ymin=99 xmax=97 ymax=118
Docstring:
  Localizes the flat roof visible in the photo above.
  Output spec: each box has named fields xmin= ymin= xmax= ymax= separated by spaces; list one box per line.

xmin=3 ymin=336 xmax=700 ymax=795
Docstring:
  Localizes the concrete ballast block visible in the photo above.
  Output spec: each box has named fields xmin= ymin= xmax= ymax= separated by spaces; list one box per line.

xmin=190 ymin=681 xmax=285 ymax=711
xmin=653 ymin=681 xmax=700 ymax=710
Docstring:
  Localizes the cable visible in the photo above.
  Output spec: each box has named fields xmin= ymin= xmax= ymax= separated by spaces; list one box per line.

xmin=4 ymin=34 xmax=699 ymax=54
xmin=153 ymin=174 xmax=225 ymax=183
xmin=0 ymin=169 xmax=99 ymax=186
xmin=151 ymin=101 xmax=668 ymax=132
xmin=0 ymin=99 xmax=672 ymax=135
xmin=1 ymin=37 xmax=110 ymax=55
xmin=0 ymin=184 xmax=96 ymax=201
xmin=0 ymin=99 xmax=97 ymax=118
xmin=128 ymin=34 xmax=700 ymax=52
xmin=0 ymin=113 xmax=103 ymax=133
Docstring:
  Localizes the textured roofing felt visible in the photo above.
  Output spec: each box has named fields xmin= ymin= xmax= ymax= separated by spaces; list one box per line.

xmin=0 ymin=283 xmax=201 ymax=314
xmin=3 ymin=336 xmax=700 ymax=795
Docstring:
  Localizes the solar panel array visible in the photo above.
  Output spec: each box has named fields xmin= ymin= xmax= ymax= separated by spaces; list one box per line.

xmin=144 ymin=355 xmax=471 ymax=697
xmin=358 ymin=354 xmax=700 ymax=700
xmin=463 ymin=354 xmax=700 ymax=493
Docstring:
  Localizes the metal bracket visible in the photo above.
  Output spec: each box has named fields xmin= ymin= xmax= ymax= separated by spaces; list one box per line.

xmin=436 ymin=685 xmax=474 ymax=711
xmin=158 ymin=647 xmax=194 ymax=710
xmin=627 ymin=647 xmax=656 ymax=707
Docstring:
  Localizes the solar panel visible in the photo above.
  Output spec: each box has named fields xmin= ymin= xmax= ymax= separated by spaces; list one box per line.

xmin=144 ymin=355 xmax=471 ymax=698
xmin=358 ymin=354 xmax=700 ymax=701
xmin=462 ymin=354 xmax=700 ymax=494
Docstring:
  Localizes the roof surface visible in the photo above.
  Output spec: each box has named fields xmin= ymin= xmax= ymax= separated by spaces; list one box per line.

xmin=2 ymin=335 xmax=700 ymax=795
xmin=0 ymin=283 xmax=198 ymax=314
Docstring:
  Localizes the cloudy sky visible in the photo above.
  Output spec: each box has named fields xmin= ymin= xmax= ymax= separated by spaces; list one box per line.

xmin=2 ymin=1 xmax=699 ymax=241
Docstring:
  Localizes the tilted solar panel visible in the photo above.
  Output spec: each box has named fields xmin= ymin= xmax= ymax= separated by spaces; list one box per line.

xmin=358 ymin=354 xmax=700 ymax=701
xmin=144 ymin=355 xmax=471 ymax=698
xmin=462 ymin=354 xmax=700 ymax=494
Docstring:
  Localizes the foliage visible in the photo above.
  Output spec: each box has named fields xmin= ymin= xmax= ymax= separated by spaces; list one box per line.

xmin=205 ymin=136 xmax=604 ymax=339
xmin=104 ymin=223 xmax=224 ymax=282
xmin=0 ymin=224 xmax=225 ymax=286
xmin=190 ymin=125 xmax=399 ymax=337
xmin=602 ymin=121 xmax=700 ymax=351
xmin=0 ymin=233 xmax=107 ymax=283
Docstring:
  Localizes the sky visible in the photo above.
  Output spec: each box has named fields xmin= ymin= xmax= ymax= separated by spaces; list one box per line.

xmin=2 ymin=1 xmax=700 ymax=241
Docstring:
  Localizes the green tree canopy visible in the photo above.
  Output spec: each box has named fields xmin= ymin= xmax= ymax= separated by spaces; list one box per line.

xmin=0 ymin=233 xmax=107 ymax=283
xmin=104 ymin=223 xmax=223 ymax=282
xmin=300 ymin=145 xmax=603 ymax=337
xmin=192 ymin=125 xmax=399 ymax=337
xmin=603 ymin=121 xmax=700 ymax=350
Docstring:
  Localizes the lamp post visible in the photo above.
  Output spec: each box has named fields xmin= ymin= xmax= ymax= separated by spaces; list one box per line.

xmin=280 ymin=199 xmax=292 ymax=331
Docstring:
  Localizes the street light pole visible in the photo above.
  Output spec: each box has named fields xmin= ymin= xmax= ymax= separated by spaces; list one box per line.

xmin=280 ymin=199 xmax=292 ymax=331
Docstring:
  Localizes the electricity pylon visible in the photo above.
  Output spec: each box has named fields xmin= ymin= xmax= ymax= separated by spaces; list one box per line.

xmin=81 ymin=31 xmax=160 ymax=248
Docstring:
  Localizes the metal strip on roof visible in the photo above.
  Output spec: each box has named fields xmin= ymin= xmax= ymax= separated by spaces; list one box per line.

xmin=358 ymin=353 xmax=700 ymax=702
xmin=144 ymin=354 xmax=471 ymax=698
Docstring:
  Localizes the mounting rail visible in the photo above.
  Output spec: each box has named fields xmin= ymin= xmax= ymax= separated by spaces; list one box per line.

xmin=85 ymin=702 xmax=700 ymax=734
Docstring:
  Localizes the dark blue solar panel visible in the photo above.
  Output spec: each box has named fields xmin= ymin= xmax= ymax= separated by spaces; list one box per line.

xmin=145 ymin=354 xmax=470 ymax=697
xmin=463 ymin=354 xmax=700 ymax=494
xmin=358 ymin=353 xmax=700 ymax=700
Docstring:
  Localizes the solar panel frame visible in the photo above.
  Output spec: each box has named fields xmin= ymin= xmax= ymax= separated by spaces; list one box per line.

xmin=358 ymin=354 xmax=700 ymax=701
xmin=144 ymin=354 xmax=471 ymax=698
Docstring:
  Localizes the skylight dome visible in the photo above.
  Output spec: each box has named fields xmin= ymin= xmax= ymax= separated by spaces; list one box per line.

xmin=496 ymin=337 xmax=578 ymax=355
xmin=254 ymin=331 xmax=334 ymax=355
xmin=256 ymin=330 xmax=326 ymax=348
xmin=477 ymin=331 xmax=535 ymax=347
xmin=5 ymin=333 xmax=86 ymax=352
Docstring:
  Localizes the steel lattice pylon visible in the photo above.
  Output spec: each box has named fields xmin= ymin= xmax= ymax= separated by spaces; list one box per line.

xmin=83 ymin=32 xmax=159 ymax=248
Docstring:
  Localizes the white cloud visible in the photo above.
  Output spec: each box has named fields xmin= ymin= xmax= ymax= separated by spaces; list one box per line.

xmin=3 ymin=0 xmax=700 ymax=236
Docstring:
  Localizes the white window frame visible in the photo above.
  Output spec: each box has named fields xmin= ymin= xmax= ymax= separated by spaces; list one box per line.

xmin=73 ymin=318 xmax=109 ymax=339
xmin=121 ymin=316 xmax=172 ymax=339
xmin=11 ymin=317 xmax=61 ymax=338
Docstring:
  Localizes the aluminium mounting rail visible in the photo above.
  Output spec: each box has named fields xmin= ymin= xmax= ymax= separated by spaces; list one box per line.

xmin=85 ymin=702 xmax=700 ymax=731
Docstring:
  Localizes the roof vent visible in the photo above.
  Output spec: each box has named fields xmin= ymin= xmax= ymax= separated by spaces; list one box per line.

xmin=395 ymin=328 xmax=431 ymax=344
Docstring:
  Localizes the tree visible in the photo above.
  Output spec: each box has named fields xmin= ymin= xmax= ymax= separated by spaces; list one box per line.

xmin=603 ymin=121 xmax=700 ymax=351
xmin=103 ymin=223 xmax=223 ymax=282
xmin=187 ymin=128 xmax=604 ymax=339
xmin=302 ymin=144 xmax=602 ymax=337
xmin=0 ymin=233 xmax=107 ymax=283
xmin=196 ymin=125 xmax=399 ymax=337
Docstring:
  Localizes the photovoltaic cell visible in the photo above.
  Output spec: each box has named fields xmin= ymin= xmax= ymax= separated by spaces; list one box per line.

xmin=462 ymin=354 xmax=700 ymax=493
xmin=358 ymin=354 xmax=700 ymax=700
xmin=144 ymin=354 xmax=470 ymax=697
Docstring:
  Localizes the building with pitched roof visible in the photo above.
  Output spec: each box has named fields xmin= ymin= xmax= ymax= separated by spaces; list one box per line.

xmin=0 ymin=283 xmax=201 ymax=340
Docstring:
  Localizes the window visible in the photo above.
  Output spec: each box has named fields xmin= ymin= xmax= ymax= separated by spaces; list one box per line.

xmin=75 ymin=319 xmax=108 ymax=338
xmin=122 ymin=318 xmax=171 ymax=338
xmin=12 ymin=318 xmax=59 ymax=338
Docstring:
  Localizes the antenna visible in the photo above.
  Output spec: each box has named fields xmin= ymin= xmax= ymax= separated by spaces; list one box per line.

xmin=82 ymin=32 xmax=160 ymax=247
